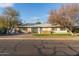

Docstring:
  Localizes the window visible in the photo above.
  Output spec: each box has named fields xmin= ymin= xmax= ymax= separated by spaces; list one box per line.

xmin=52 ymin=28 xmax=57 ymax=31
xmin=60 ymin=28 xmax=65 ymax=31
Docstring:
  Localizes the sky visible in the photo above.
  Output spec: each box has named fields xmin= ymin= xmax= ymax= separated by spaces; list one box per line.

xmin=0 ymin=3 xmax=62 ymax=23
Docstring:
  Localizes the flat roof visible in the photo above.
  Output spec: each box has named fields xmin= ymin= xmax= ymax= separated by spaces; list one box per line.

xmin=19 ymin=23 xmax=62 ymax=28
xmin=19 ymin=23 xmax=79 ymax=28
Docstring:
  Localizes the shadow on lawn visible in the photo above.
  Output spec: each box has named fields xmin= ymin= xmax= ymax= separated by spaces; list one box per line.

xmin=0 ymin=33 xmax=25 ymax=36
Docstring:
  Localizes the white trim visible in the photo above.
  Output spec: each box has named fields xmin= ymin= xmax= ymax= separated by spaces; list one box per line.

xmin=38 ymin=28 xmax=41 ymax=34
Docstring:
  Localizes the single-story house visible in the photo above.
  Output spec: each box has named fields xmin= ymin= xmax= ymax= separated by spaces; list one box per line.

xmin=19 ymin=23 xmax=69 ymax=34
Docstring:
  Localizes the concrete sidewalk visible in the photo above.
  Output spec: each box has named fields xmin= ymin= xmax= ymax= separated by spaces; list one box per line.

xmin=0 ymin=37 xmax=79 ymax=40
xmin=0 ymin=34 xmax=79 ymax=40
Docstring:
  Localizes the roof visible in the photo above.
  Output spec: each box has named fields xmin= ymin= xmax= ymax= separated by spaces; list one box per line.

xmin=19 ymin=23 xmax=79 ymax=28
xmin=73 ymin=23 xmax=79 ymax=28
xmin=19 ymin=23 xmax=61 ymax=28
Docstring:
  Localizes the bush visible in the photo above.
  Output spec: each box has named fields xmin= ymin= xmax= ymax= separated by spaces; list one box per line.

xmin=0 ymin=28 xmax=7 ymax=34
xmin=72 ymin=28 xmax=79 ymax=33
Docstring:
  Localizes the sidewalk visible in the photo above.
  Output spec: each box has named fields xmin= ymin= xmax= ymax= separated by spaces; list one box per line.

xmin=0 ymin=37 xmax=79 ymax=40
xmin=0 ymin=34 xmax=79 ymax=40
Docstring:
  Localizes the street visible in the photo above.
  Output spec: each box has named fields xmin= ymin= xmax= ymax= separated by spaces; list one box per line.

xmin=0 ymin=39 xmax=79 ymax=56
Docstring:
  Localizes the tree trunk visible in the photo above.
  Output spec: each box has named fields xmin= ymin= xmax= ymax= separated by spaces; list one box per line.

xmin=66 ymin=27 xmax=73 ymax=35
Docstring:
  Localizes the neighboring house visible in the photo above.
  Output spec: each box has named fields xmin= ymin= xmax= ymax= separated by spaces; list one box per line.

xmin=19 ymin=23 xmax=69 ymax=34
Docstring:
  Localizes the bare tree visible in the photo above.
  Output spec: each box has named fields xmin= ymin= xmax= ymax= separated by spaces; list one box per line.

xmin=0 ymin=7 xmax=21 ymax=34
xmin=48 ymin=4 xmax=79 ymax=35
xmin=3 ymin=7 xmax=20 ymax=34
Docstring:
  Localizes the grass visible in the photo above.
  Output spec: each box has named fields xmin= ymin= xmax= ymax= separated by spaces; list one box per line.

xmin=33 ymin=33 xmax=71 ymax=36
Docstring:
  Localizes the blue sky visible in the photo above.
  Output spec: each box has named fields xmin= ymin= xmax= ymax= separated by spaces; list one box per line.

xmin=0 ymin=3 xmax=62 ymax=23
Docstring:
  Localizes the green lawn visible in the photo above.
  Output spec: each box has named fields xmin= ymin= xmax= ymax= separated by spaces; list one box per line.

xmin=33 ymin=33 xmax=71 ymax=36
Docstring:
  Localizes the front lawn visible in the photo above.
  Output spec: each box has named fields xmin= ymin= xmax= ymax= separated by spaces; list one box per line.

xmin=33 ymin=33 xmax=71 ymax=36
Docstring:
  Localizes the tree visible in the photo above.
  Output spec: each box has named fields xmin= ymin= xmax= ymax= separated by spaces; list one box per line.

xmin=0 ymin=7 xmax=21 ymax=34
xmin=0 ymin=15 xmax=7 ymax=34
xmin=36 ymin=19 xmax=41 ymax=24
xmin=3 ymin=7 xmax=20 ymax=34
xmin=48 ymin=4 xmax=79 ymax=35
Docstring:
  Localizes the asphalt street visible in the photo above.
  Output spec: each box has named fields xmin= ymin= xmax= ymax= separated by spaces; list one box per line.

xmin=0 ymin=40 xmax=79 ymax=56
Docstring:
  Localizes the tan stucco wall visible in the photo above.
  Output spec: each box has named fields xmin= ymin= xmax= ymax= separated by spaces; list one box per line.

xmin=21 ymin=27 xmax=68 ymax=34
xmin=27 ymin=28 xmax=31 ymax=32
xmin=41 ymin=27 xmax=68 ymax=34
xmin=41 ymin=28 xmax=52 ymax=34
xmin=53 ymin=28 xmax=68 ymax=33
xmin=42 ymin=28 xmax=52 ymax=31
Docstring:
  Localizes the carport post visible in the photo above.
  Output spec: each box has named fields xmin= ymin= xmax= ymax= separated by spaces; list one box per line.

xmin=38 ymin=27 xmax=41 ymax=34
